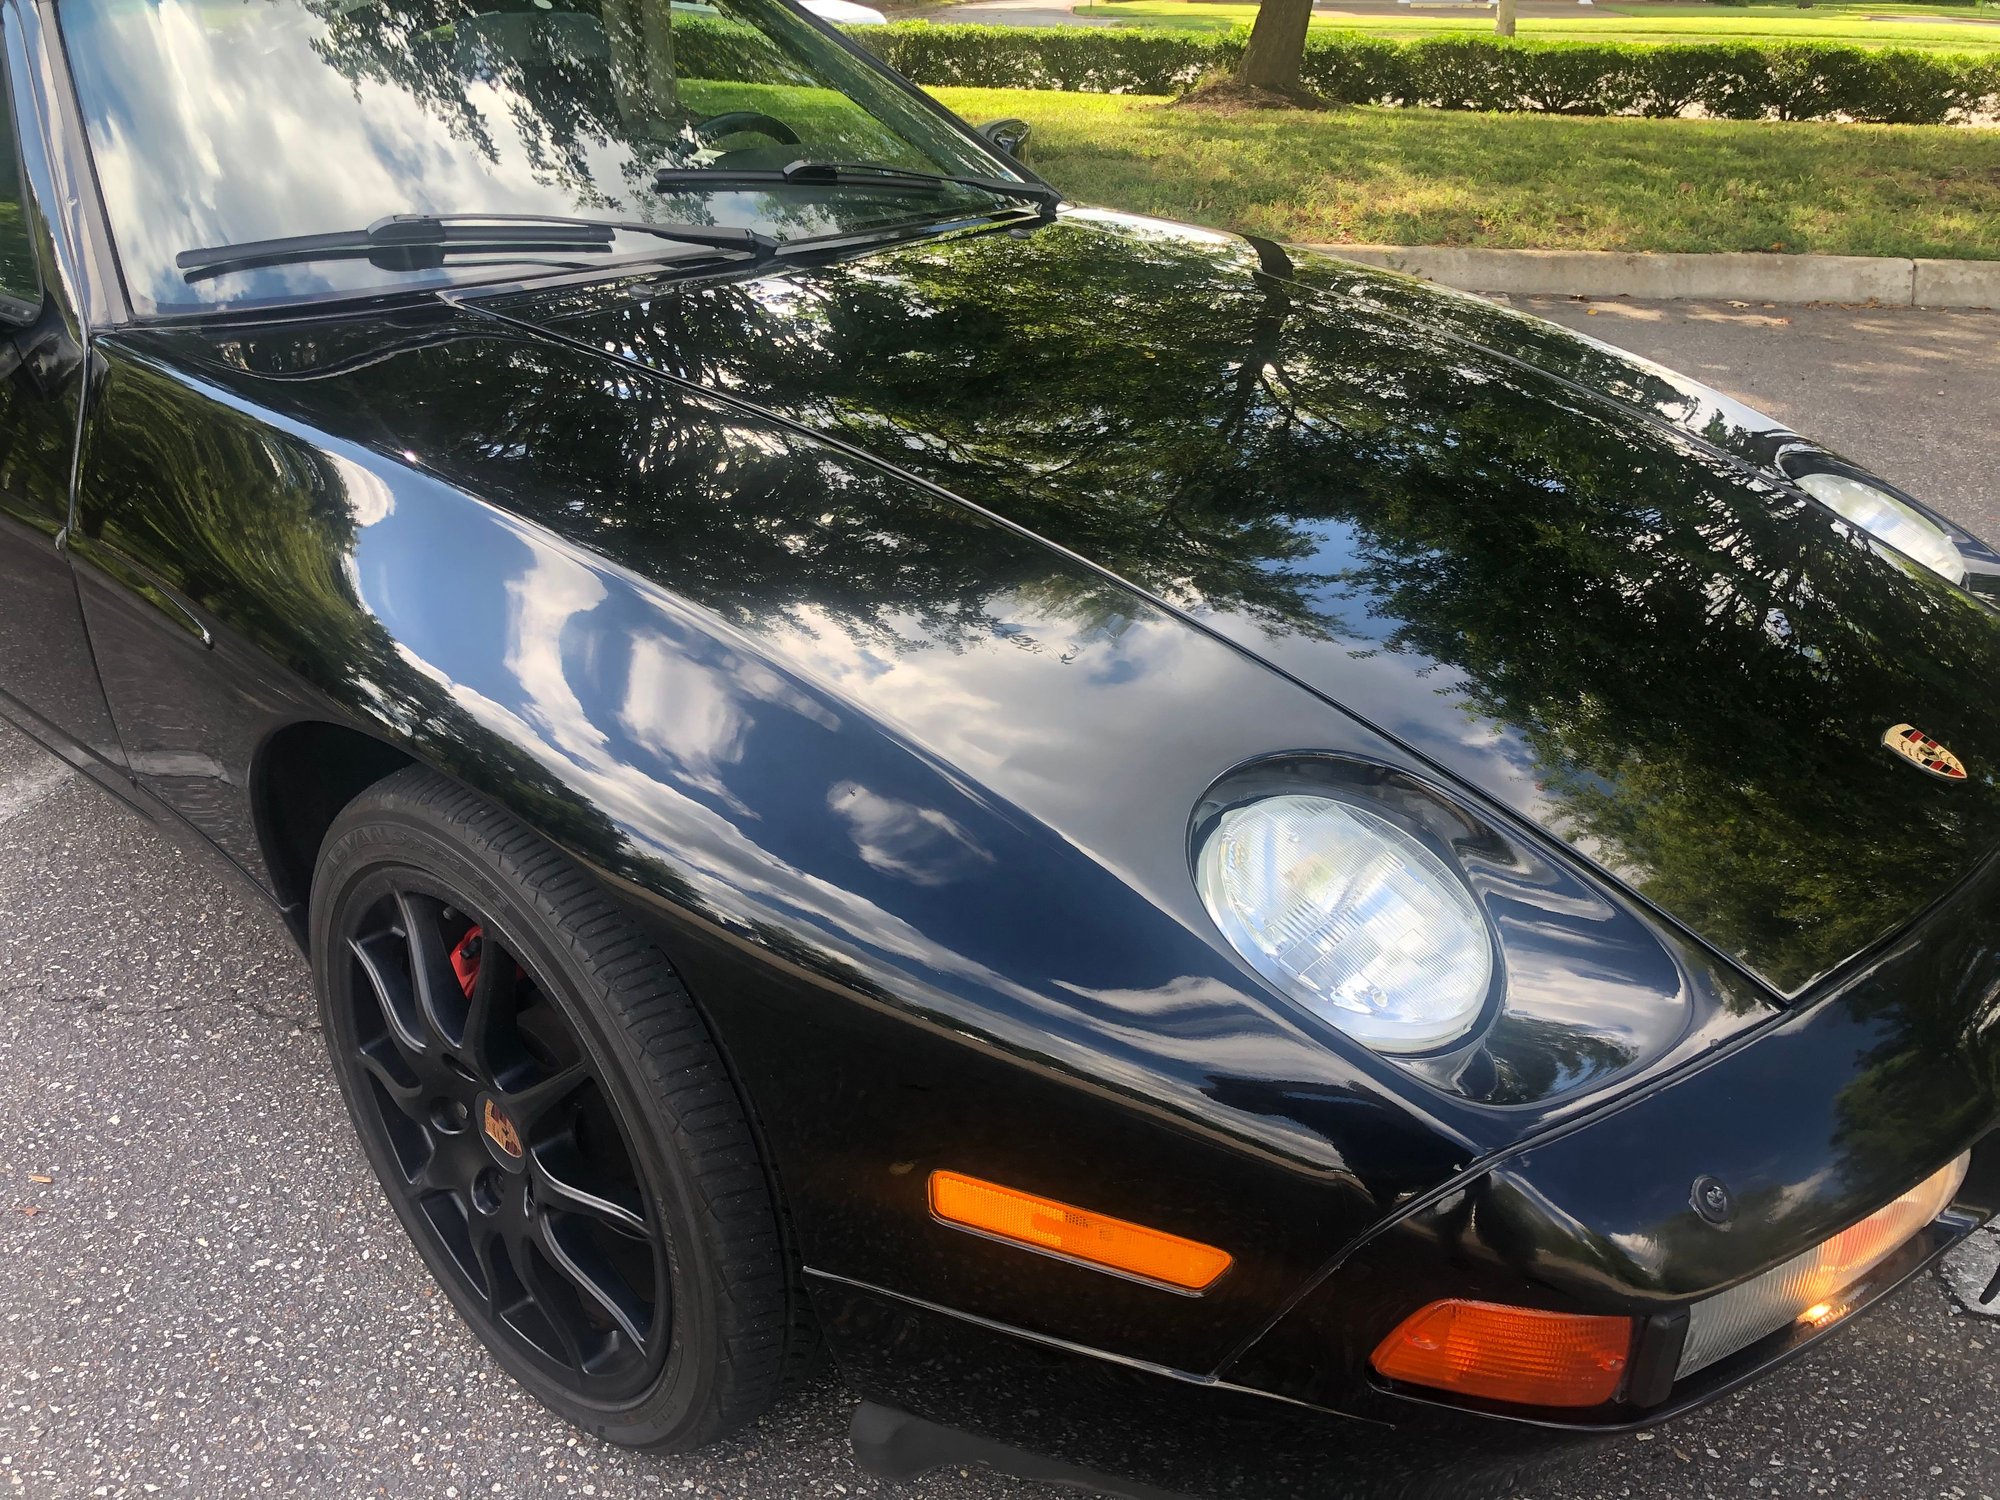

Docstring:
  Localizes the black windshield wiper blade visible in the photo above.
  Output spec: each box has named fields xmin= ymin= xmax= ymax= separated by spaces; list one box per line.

xmin=176 ymin=213 xmax=778 ymax=283
xmin=651 ymin=159 xmax=1060 ymax=214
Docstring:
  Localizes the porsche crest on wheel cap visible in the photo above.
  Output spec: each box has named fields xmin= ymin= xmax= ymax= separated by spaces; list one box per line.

xmin=1883 ymin=723 xmax=1967 ymax=781
xmin=482 ymin=1098 xmax=524 ymax=1161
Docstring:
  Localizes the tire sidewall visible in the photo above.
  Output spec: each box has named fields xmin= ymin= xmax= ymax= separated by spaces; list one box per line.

xmin=311 ymin=794 xmax=731 ymax=1448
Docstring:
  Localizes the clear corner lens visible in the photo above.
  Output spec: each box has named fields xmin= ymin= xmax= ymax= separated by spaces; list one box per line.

xmin=1196 ymin=794 xmax=1493 ymax=1053
xmin=1677 ymin=1153 xmax=1968 ymax=1380
xmin=1795 ymin=471 xmax=1966 ymax=586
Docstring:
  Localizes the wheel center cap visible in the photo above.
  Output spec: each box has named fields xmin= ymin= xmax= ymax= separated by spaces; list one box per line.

xmin=478 ymin=1094 xmax=526 ymax=1172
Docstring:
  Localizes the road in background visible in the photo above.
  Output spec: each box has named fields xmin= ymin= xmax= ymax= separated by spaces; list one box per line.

xmin=1521 ymin=295 xmax=2000 ymax=540
xmin=4 ymin=300 xmax=1999 ymax=1500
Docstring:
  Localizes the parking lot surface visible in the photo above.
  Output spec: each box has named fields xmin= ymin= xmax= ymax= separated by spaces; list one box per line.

xmin=4 ymin=298 xmax=2000 ymax=1500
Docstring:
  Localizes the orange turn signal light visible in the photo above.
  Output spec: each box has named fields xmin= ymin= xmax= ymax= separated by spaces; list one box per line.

xmin=928 ymin=1171 xmax=1232 ymax=1292
xmin=1371 ymin=1299 xmax=1635 ymax=1408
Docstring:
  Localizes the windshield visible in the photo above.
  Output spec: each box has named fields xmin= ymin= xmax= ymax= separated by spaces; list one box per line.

xmin=58 ymin=0 xmax=1026 ymax=314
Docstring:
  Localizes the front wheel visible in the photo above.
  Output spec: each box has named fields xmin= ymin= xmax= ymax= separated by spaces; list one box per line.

xmin=310 ymin=767 xmax=807 ymax=1448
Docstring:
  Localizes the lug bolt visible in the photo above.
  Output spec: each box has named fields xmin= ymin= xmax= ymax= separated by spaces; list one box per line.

xmin=429 ymin=1098 xmax=470 ymax=1134
xmin=472 ymin=1167 xmax=503 ymax=1215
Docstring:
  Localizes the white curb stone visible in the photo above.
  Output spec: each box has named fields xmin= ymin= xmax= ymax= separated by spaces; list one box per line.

xmin=1306 ymin=244 xmax=2000 ymax=310
xmin=1913 ymin=257 xmax=2000 ymax=309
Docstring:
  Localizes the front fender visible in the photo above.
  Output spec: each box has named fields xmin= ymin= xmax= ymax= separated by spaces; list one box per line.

xmin=68 ymin=303 xmax=1789 ymax=1391
xmin=74 ymin=312 xmax=1475 ymax=1377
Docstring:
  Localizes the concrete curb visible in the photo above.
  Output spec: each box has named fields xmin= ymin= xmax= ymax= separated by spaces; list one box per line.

xmin=1304 ymin=245 xmax=2000 ymax=309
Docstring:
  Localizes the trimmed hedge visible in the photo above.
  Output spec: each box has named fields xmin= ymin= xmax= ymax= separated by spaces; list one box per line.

xmin=848 ymin=24 xmax=2000 ymax=123
xmin=848 ymin=23 xmax=1230 ymax=94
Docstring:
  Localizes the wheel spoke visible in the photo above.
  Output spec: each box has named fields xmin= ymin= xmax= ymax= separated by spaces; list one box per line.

xmin=539 ymin=1216 xmax=652 ymax=1352
xmin=419 ymin=1189 xmax=483 ymax=1287
xmin=462 ymin=933 xmax=520 ymax=1077
xmin=348 ymin=931 xmax=427 ymax=1060
xmin=331 ymin=876 xmax=674 ymax=1399
xmin=355 ymin=1044 xmax=426 ymax=1122
xmin=397 ymin=891 xmax=467 ymax=1051
xmin=408 ymin=1152 xmax=458 ymax=1196
xmin=473 ymin=1222 xmax=507 ymax=1307
xmin=510 ymin=1233 xmax=586 ymax=1371
xmin=501 ymin=1063 xmax=590 ymax=1138
xmin=533 ymin=1157 xmax=648 ymax=1238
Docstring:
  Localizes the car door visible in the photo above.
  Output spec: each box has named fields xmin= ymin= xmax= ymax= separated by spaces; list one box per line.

xmin=0 ymin=19 xmax=119 ymax=778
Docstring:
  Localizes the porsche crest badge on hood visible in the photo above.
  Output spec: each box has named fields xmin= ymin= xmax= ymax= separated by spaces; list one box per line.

xmin=1884 ymin=723 xmax=1968 ymax=781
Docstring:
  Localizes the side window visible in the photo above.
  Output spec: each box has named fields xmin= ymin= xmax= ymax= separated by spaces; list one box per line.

xmin=0 ymin=57 xmax=39 ymax=313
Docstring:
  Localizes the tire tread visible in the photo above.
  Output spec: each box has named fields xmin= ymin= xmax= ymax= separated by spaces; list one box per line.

xmin=315 ymin=767 xmax=817 ymax=1448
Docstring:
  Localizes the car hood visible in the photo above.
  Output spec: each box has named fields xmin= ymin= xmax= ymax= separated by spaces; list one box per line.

xmin=486 ymin=209 xmax=2000 ymax=995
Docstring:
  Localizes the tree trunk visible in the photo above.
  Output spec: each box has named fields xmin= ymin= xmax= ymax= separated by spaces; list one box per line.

xmin=1494 ymin=0 xmax=1516 ymax=36
xmin=1236 ymin=0 xmax=1316 ymax=93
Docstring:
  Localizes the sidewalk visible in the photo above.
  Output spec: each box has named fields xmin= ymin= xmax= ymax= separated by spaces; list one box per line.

xmin=1317 ymin=245 xmax=2000 ymax=310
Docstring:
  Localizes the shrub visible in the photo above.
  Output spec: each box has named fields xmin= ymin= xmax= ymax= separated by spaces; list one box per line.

xmin=849 ymin=24 xmax=1242 ymax=94
xmin=1628 ymin=42 xmax=1739 ymax=116
xmin=676 ymin=14 xmax=820 ymax=84
xmin=1402 ymin=35 xmax=1523 ymax=110
xmin=1841 ymin=46 xmax=1989 ymax=123
xmin=1692 ymin=43 xmax=1785 ymax=118
xmin=1297 ymin=34 xmax=1410 ymax=105
xmin=852 ymin=23 xmax=2000 ymax=123
xmin=1509 ymin=44 xmax=1649 ymax=115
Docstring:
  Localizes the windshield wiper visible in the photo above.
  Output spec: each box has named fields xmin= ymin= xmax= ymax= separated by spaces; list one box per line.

xmin=176 ymin=213 xmax=778 ymax=283
xmin=651 ymin=159 xmax=1060 ymax=215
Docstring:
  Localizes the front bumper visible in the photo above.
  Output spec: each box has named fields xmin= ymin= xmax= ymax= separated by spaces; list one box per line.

xmin=822 ymin=1272 xmax=1605 ymax=1500
xmin=821 ymin=1199 xmax=1982 ymax=1500
xmin=817 ymin=853 xmax=2000 ymax=1498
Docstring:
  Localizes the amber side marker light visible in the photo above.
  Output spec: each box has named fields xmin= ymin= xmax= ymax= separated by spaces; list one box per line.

xmin=927 ymin=1171 xmax=1232 ymax=1292
xmin=1371 ymin=1300 xmax=1636 ymax=1408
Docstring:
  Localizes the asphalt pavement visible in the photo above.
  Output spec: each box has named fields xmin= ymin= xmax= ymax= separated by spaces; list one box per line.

xmin=1518 ymin=295 xmax=2000 ymax=542
xmin=5 ymin=299 xmax=2000 ymax=1500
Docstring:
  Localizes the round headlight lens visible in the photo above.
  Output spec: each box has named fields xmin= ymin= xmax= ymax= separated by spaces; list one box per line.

xmin=1795 ymin=471 xmax=1965 ymax=586
xmin=1197 ymin=794 xmax=1493 ymax=1053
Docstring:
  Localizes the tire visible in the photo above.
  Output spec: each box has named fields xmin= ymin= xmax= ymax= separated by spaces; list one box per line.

xmin=309 ymin=765 xmax=810 ymax=1449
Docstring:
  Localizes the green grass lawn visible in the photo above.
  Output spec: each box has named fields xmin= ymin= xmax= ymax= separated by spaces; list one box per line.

xmin=1068 ymin=0 xmax=2000 ymax=51
xmin=929 ymin=86 xmax=2000 ymax=256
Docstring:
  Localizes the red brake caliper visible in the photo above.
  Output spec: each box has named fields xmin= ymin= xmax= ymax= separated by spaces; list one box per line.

xmin=450 ymin=925 xmax=484 ymax=998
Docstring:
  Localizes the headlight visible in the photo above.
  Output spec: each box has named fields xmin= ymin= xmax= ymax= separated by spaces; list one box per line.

xmin=1196 ymin=794 xmax=1493 ymax=1053
xmin=1795 ymin=470 xmax=1966 ymax=586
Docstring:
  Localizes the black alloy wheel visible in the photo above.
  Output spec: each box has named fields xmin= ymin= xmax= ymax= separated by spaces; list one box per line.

xmin=340 ymin=876 xmax=667 ymax=1398
xmin=312 ymin=767 xmax=810 ymax=1447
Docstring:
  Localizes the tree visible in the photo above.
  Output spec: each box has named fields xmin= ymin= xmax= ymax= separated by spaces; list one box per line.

xmin=1495 ymin=0 xmax=1517 ymax=38
xmin=1236 ymin=0 xmax=1317 ymax=97
xmin=1180 ymin=0 xmax=1324 ymax=107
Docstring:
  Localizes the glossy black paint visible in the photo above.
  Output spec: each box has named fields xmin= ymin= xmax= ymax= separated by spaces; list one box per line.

xmin=823 ymin=1280 xmax=1604 ymax=1500
xmin=0 ymin=2 xmax=1995 ymax=1493
xmin=494 ymin=215 xmax=2000 ymax=998
xmin=1232 ymin=846 xmax=2000 ymax=1421
xmin=0 ymin=18 xmax=112 ymax=776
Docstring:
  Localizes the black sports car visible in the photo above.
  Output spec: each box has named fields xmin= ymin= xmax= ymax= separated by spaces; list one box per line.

xmin=1 ymin=0 xmax=1994 ymax=1494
